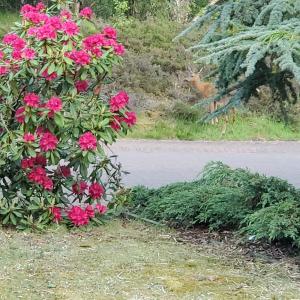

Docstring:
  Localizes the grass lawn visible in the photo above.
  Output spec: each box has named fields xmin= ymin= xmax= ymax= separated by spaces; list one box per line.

xmin=127 ymin=114 xmax=300 ymax=141
xmin=0 ymin=220 xmax=299 ymax=299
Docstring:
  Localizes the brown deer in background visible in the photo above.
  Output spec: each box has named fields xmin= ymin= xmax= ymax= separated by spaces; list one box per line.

xmin=185 ymin=69 xmax=235 ymax=129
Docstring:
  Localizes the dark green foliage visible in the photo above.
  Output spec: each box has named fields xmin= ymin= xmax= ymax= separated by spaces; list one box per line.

xmin=129 ymin=162 xmax=300 ymax=247
xmin=177 ymin=0 xmax=300 ymax=122
xmin=244 ymin=200 xmax=300 ymax=247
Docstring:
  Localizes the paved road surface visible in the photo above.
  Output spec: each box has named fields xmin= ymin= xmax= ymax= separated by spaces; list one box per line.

xmin=109 ymin=140 xmax=300 ymax=188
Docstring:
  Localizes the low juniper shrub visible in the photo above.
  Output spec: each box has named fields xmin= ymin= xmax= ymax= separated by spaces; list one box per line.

xmin=129 ymin=162 xmax=300 ymax=247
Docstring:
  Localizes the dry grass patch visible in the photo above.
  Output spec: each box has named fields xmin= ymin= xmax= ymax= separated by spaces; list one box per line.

xmin=0 ymin=220 xmax=299 ymax=299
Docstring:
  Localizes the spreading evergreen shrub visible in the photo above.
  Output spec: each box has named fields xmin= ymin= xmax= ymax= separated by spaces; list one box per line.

xmin=129 ymin=162 xmax=300 ymax=247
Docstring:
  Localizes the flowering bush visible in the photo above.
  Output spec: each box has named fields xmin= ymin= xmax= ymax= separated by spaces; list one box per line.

xmin=0 ymin=1 xmax=136 ymax=229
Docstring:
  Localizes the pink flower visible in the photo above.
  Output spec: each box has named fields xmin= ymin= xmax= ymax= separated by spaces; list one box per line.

xmin=46 ymin=97 xmax=62 ymax=112
xmin=96 ymin=203 xmax=108 ymax=215
xmin=78 ymin=132 xmax=97 ymax=151
xmin=110 ymin=116 xmax=122 ymax=131
xmin=42 ymin=176 xmax=54 ymax=191
xmin=103 ymin=27 xmax=117 ymax=40
xmin=109 ymin=91 xmax=129 ymax=112
xmin=59 ymin=166 xmax=71 ymax=177
xmin=114 ymin=43 xmax=125 ymax=56
xmin=89 ymin=182 xmax=104 ymax=200
xmin=24 ymin=93 xmax=40 ymax=108
xmin=23 ymin=133 xmax=35 ymax=142
xmin=124 ymin=111 xmax=137 ymax=127
xmin=36 ymin=24 xmax=57 ymax=40
xmin=72 ymin=181 xmax=88 ymax=195
xmin=68 ymin=206 xmax=89 ymax=226
xmin=0 ymin=51 xmax=4 ymax=60
xmin=22 ymin=48 xmax=36 ymax=60
xmin=28 ymin=166 xmax=46 ymax=185
xmin=23 ymin=12 xmax=48 ymax=24
xmin=83 ymin=33 xmax=105 ymax=50
xmin=67 ymin=50 xmax=91 ymax=65
xmin=21 ymin=157 xmax=35 ymax=169
xmin=62 ymin=21 xmax=79 ymax=36
xmin=0 ymin=66 xmax=8 ymax=76
xmin=79 ymin=7 xmax=93 ymax=19
xmin=91 ymin=48 xmax=103 ymax=57
xmin=42 ymin=69 xmax=58 ymax=81
xmin=3 ymin=33 xmax=26 ymax=50
xmin=15 ymin=106 xmax=25 ymax=123
xmin=21 ymin=4 xmax=37 ymax=15
xmin=36 ymin=2 xmax=46 ymax=12
xmin=75 ymin=80 xmax=89 ymax=92
xmin=85 ymin=205 xmax=95 ymax=218
xmin=36 ymin=126 xmax=45 ymax=137
xmin=35 ymin=154 xmax=47 ymax=166
xmin=50 ymin=207 xmax=62 ymax=222
xmin=12 ymin=50 xmax=22 ymax=60
xmin=40 ymin=132 xmax=58 ymax=152
xmin=47 ymin=16 xmax=62 ymax=30
xmin=60 ymin=10 xmax=72 ymax=20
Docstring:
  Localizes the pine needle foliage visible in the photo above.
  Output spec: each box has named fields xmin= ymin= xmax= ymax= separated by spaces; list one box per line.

xmin=128 ymin=162 xmax=300 ymax=248
xmin=176 ymin=0 xmax=300 ymax=122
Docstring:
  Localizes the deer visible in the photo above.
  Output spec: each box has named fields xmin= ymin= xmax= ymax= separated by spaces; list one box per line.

xmin=185 ymin=68 xmax=235 ymax=130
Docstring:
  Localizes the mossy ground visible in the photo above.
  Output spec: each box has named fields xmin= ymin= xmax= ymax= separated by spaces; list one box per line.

xmin=0 ymin=220 xmax=299 ymax=299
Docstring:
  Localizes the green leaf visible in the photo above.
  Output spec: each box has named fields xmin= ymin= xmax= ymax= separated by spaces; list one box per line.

xmin=54 ymin=113 xmax=64 ymax=128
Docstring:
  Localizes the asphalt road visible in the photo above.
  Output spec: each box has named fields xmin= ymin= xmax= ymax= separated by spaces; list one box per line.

xmin=109 ymin=140 xmax=300 ymax=188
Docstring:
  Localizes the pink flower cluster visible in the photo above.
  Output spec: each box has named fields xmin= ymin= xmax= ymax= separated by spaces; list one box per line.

xmin=21 ymin=154 xmax=47 ymax=170
xmin=39 ymin=131 xmax=58 ymax=152
xmin=110 ymin=91 xmax=129 ymax=112
xmin=79 ymin=7 xmax=93 ymax=19
xmin=82 ymin=26 xmax=125 ymax=58
xmin=50 ymin=203 xmax=107 ymax=225
xmin=111 ymin=111 xmax=137 ymax=131
xmin=66 ymin=50 xmax=91 ymax=65
xmin=67 ymin=203 xmax=107 ymax=226
xmin=72 ymin=181 xmax=105 ymax=200
xmin=27 ymin=166 xmax=53 ymax=191
xmin=78 ymin=132 xmax=97 ymax=151
xmin=22 ymin=3 xmax=81 ymax=41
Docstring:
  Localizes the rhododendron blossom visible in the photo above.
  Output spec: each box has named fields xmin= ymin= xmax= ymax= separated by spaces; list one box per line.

xmin=85 ymin=205 xmax=95 ymax=218
xmin=39 ymin=132 xmax=58 ymax=151
xmin=22 ymin=48 xmax=36 ymax=60
xmin=62 ymin=21 xmax=79 ymax=36
xmin=46 ymin=97 xmax=63 ymax=112
xmin=67 ymin=50 xmax=91 ymax=65
xmin=79 ymin=7 xmax=93 ymax=19
xmin=124 ymin=112 xmax=137 ymax=127
xmin=60 ymin=10 xmax=72 ymax=20
xmin=96 ymin=204 xmax=108 ymax=215
xmin=23 ymin=133 xmax=35 ymax=143
xmin=75 ymin=80 xmax=89 ymax=92
xmin=59 ymin=166 xmax=71 ymax=178
xmin=42 ymin=69 xmax=58 ymax=81
xmin=15 ymin=107 xmax=25 ymax=123
xmin=110 ymin=91 xmax=129 ymax=112
xmin=103 ymin=27 xmax=117 ymax=40
xmin=51 ymin=207 xmax=62 ymax=222
xmin=72 ymin=181 xmax=88 ymax=195
xmin=89 ymin=182 xmax=105 ymax=200
xmin=24 ymin=93 xmax=40 ymax=108
xmin=78 ymin=132 xmax=97 ymax=151
xmin=68 ymin=206 xmax=89 ymax=226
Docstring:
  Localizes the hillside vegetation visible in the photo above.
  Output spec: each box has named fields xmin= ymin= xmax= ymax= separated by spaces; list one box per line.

xmin=1 ymin=3 xmax=300 ymax=140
